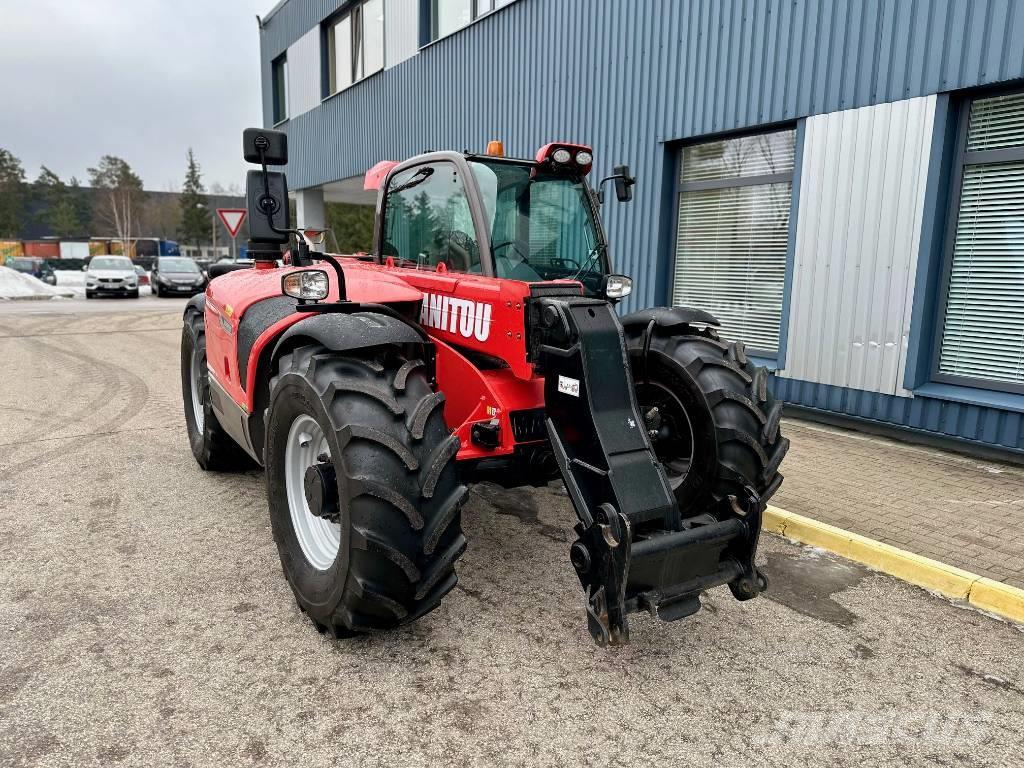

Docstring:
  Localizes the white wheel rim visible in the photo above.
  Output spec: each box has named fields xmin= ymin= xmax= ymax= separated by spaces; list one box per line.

xmin=190 ymin=345 xmax=205 ymax=431
xmin=284 ymin=414 xmax=341 ymax=570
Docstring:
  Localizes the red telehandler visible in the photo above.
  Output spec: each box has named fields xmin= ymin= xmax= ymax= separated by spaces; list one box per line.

xmin=180 ymin=128 xmax=788 ymax=645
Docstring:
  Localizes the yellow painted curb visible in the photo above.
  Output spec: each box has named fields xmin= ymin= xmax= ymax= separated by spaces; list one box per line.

xmin=763 ymin=505 xmax=1024 ymax=626
xmin=970 ymin=578 xmax=1024 ymax=625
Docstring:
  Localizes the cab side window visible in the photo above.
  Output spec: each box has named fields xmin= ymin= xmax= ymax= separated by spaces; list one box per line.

xmin=383 ymin=162 xmax=480 ymax=272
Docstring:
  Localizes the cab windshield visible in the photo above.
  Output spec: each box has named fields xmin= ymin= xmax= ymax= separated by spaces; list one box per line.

xmin=470 ymin=160 xmax=604 ymax=293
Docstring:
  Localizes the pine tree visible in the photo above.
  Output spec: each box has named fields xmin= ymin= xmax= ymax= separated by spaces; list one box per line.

xmin=0 ymin=148 xmax=26 ymax=238
xmin=179 ymin=149 xmax=208 ymax=246
xmin=35 ymin=166 xmax=81 ymax=236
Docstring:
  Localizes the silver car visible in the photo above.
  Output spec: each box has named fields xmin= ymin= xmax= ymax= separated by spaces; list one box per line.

xmin=84 ymin=255 xmax=140 ymax=299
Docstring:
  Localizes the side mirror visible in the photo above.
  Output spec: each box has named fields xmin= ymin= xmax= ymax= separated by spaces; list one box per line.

xmin=242 ymin=127 xmax=287 ymax=165
xmin=81 ymin=264 xmax=88 ymax=272
xmin=613 ymin=165 xmax=635 ymax=203
xmin=246 ymin=169 xmax=290 ymax=244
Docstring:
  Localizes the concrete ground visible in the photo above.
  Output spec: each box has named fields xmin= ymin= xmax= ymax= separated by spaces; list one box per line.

xmin=1 ymin=303 xmax=1022 ymax=767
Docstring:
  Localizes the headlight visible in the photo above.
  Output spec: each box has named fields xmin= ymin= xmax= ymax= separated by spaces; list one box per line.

xmin=282 ymin=269 xmax=329 ymax=301
xmin=603 ymin=274 xmax=632 ymax=300
xmin=552 ymin=148 xmax=572 ymax=164
xmin=575 ymin=150 xmax=593 ymax=166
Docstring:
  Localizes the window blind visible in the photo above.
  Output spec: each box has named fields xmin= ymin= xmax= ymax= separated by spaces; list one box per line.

xmin=673 ymin=129 xmax=795 ymax=353
xmin=938 ymin=93 xmax=1024 ymax=387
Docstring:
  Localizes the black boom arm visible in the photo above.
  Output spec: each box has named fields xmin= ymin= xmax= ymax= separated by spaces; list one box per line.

xmin=530 ymin=295 xmax=767 ymax=645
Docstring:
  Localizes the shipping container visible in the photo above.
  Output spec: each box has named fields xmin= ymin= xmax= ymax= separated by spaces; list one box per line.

xmin=59 ymin=241 xmax=91 ymax=259
xmin=23 ymin=240 xmax=60 ymax=258
xmin=159 ymin=239 xmax=181 ymax=256
xmin=0 ymin=240 xmax=24 ymax=260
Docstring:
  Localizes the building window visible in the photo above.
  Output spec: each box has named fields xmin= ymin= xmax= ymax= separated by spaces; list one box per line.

xmin=382 ymin=163 xmax=481 ymax=272
xmin=430 ymin=0 xmax=510 ymax=41
xmin=672 ymin=128 xmax=797 ymax=354
xmin=271 ymin=54 xmax=287 ymax=124
xmin=936 ymin=92 xmax=1024 ymax=392
xmin=326 ymin=0 xmax=384 ymax=96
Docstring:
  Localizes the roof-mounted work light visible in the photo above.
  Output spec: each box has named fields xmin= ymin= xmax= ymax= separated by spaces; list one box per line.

xmin=535 ymin=142 xmax=594 ymax=175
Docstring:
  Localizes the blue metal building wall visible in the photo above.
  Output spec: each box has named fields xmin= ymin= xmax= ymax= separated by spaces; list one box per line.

xmin=260 ymin=0 xmax=1024 ymax=310
xmin=259 ymin=0 xmax=1024 ymax=455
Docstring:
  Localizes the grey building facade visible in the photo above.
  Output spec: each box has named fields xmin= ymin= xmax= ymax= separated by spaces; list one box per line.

xmin=258 ymin=0 xmax=1024 ymax=457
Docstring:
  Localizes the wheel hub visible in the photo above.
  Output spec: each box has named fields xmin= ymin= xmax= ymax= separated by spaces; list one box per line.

xmin=636 ymin=383 xmax=694 ymax=490
xmin=304 ymin=461 xmax=339 ymax=523
xmin=284 ymin=414 xmax=341 ymax=570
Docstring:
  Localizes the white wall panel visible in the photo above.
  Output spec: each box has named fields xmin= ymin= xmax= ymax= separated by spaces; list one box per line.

xmin=780 ymin=96 xmax=935 ymax=396
xmin=384 ymin=0 xmax=419 ymax=69
xmin=287 ymin=27 xmax=321 ymax=118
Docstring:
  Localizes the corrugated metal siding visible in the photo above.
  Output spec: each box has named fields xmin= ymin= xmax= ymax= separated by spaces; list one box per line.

xmin=287 ymin=27 xmax=322 ymax=118
xmin=256 ymin=0 xmax=1024 ymax=454
xmin=384 ymin=0 xmax=419 ymax=69
xmin=773 ymin=375 xmax=1024 ymax=453
xmin=260 ymin=0 xmax=1024 ymax=312
xmin=781 ymin=96 xmax=935 ymax=396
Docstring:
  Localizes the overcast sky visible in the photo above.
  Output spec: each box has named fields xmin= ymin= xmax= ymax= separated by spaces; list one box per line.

xmin=0 ymin=0 xmax=271 ymax=193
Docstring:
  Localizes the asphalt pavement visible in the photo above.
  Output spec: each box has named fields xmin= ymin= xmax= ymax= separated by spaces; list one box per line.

xmin=0 ymin=303 xmax=1021 ymax=767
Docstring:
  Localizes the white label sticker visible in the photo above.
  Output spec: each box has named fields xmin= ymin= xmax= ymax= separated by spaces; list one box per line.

xmin=557 ymin=375 xmax=580 ymax=397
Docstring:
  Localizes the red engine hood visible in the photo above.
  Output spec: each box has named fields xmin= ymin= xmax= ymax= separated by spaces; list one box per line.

xmin=206 ymin=259 xmax=423 ymax=319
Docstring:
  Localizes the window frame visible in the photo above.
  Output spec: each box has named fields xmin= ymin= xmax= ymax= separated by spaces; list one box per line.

xmin=378 ymin=155 xmax=496 ymax=277
xmin=428 ymin=0 xmax=502 ymax=43
xmin=671 ymin=124 xmax=799 ymax=358
xmin=930 ymin=86 xmax=1024 ymax=396
xmin=322 ymin=0 xmax=385 ymax=99
xmin=271 ymin=53 xmax=288 ymax=125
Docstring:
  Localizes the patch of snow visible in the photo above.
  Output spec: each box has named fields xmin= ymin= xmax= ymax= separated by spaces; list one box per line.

xmin=0 ymin=266 xmax=73 ymax=299
xmin=54 ymin=270 xmax=86 ymax=287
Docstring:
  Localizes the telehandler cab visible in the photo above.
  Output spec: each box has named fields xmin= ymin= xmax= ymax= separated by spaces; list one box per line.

xmin=181 ymin=127 xmax=788 ymax=645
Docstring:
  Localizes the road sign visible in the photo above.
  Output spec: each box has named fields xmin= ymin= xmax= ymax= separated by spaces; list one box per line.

xmin=216 ymin=209 xmax=247 ymax=239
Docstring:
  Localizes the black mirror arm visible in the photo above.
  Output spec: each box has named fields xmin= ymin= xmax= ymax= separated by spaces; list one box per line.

xmin=596 ymin=171 xmax=636 ymax=204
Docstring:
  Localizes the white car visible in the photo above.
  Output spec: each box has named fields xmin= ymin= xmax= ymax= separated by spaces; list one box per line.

xmin=84 ymin=255 xmax=140 ymax=299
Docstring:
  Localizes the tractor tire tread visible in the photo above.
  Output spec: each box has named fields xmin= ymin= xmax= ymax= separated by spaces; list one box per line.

xmin=407 ymin=391 xmax=446 ymax=441
xmin=626 ymin=322 xmax=788 ymax=515
xmin=181 ymin=309 xmax=254 ymax=471
xmin=266 ymin=344 xmax=466 ymax=637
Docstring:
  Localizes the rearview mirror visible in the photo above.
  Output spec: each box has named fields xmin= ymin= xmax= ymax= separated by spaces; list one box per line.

xmin=242 ymin=127 xmax=288 ymax=165
xmin=246 ymin=169 xmax=290 ymax=244
xmin=613 ymin=165 xmax=635 ymax=202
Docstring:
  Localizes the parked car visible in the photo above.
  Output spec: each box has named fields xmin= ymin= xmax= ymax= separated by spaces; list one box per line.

xmin=7 ymin=256 xmax=56 ymax=285
xmin=134 ymin=264 xmax=150 ymax=286
xmin=151 ymin=256 xmax=207 ymax=297
xmin=84 ymin=255 xmax=139 ymax=299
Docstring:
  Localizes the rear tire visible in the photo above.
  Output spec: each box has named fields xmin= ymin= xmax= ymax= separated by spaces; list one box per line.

xmin=181 ymin=308 xmax=254 ymax=470
xmin=625 ymin=324 xmax=789 ymax=517
xmin=265 ymin=345 xmax=468 ymax=636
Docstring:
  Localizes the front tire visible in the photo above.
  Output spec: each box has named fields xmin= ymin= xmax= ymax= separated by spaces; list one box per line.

xmin=181 ymin=308 xmax=254 ymax=470
xmin=625 ymin=324 xmax=789 ymax=517
xmin=265 ymin=345 xmax=468 ymax=636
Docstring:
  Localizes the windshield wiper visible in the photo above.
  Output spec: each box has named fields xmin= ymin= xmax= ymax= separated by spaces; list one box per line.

xmin=389 ymin=167 xmax=434 ymax=195
xmin=569 ymin=243 xmax=607 ymax=283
